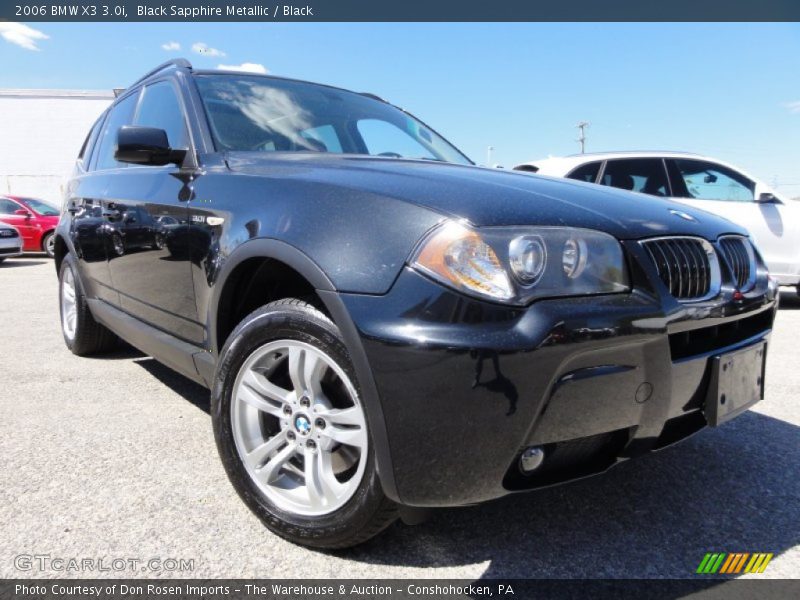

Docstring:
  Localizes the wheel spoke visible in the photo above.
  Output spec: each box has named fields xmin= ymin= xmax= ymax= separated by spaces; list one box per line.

xmin=245 ymin=434 xmax=288 ymax=470
xmin=242 ymin=370 xmax=290 ymax=404
xmin=323 ymin=406 xmax=365 ymax=427
xmin=304 ymin=448 xmax=341 ymax=508
xmin=237 ymin=373 xmax=287 ymax=418
xmin=255 ymin=443 xmax=296 ymax=484
xmin=288 ymin=346 xmax=326 ymax=398
xmin=322 ymin=424 xmax=366 ymax=449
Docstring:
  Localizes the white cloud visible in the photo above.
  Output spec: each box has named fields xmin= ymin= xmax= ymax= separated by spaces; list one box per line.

xmin=0 ymin=23 xmax=49 ymax=51
xmin=785 ymin=101 xmax=800 ymax=114
xmin=161 ymin=41 xmax=181 ymax=51
xmin=217 ymin=62 xmax=268 ymax=74
xmin=192 ymin=42 xmax=225 ymax=57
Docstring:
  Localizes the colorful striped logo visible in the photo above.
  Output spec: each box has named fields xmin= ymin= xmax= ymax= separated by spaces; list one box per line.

xmin=696 ymin=553 xmax=773 ymax=574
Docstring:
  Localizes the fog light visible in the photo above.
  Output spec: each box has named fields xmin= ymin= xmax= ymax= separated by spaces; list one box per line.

xmin=519 ymin=446 xmax=545 ymax=474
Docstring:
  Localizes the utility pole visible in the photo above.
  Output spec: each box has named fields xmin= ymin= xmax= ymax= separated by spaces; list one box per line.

xmin=576 ymin=121 xmax=590 ymax=154
xmin=487 ymin=146 xmax=495 ymax=167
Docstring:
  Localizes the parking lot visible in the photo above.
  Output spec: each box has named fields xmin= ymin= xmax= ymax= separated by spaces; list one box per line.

xmin=1 ymin=257 xmax=798 ymax=579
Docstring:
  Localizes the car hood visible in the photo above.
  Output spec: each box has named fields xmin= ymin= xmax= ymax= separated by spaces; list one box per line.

xmin=225 ymin=153 xmax=746 ymax=240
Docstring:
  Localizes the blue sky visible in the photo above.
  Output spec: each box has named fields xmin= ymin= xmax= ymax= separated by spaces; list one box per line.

xmin=2 ymin=22 xmax=799 ymax=193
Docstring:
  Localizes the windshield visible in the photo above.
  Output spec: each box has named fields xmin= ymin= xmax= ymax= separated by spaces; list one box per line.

xmin=194 ymin=74 xmax=472 ymax=165
xmin=19 ymin=198 xmax=59 ymax=216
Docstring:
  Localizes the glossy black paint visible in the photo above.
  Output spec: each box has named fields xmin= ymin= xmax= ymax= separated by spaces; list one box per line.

xmin=56 ymin=63 xmax=777 ymax=508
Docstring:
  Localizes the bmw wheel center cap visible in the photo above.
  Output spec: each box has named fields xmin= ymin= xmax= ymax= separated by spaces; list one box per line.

xmin=294 ymin=414 xmax=312 ymax=435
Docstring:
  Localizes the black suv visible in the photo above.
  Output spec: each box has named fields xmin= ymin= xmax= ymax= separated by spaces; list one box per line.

xmin=56 ymin=60 xmax=778 ymax=549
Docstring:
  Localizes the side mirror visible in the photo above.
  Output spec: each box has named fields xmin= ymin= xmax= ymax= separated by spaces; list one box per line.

xmin=14 ymin=209 xmax=32 ymax=217
xmin=757 ymin=192 xmax=780 ymax=204
xmin=115 ymin=126 xmax=187 ymax=166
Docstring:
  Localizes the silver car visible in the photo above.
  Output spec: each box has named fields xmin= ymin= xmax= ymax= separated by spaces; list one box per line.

xmin=0 ymin=223 xmax=23 ymax=263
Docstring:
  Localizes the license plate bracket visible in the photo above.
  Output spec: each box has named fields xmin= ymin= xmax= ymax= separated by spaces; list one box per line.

xmin=705 ymin=342 xmax=767 ymax=427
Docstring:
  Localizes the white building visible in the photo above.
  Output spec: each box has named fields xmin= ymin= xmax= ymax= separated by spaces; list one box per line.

xmin=0 ymin=89 xmax=114 ymax=206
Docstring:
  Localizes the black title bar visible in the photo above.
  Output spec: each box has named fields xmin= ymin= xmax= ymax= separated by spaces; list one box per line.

xmin=3 ymin=0 xmax=800 ymax=22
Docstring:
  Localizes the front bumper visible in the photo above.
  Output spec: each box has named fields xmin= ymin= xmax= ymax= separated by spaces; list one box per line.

xmin=340 ymin=258 xmax=778 ymax=507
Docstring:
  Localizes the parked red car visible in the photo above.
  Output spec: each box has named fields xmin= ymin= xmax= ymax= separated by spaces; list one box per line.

xmin=0 ymin=196 xmax=60 ymax=257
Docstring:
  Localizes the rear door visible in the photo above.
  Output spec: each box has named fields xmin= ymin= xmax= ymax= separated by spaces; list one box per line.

xmin=665 ymin=158 xmax=800 ymax=282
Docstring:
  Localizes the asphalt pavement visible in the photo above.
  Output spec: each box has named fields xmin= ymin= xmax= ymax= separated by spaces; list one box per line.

xmin=1 ymin=257 xmax=798 ymax=579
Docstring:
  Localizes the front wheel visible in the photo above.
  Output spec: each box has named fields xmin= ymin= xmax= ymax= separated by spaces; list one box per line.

xmin=42 ymin=232 xmax=55 ymax=258
xmin=212 ymin=299 xmax=398 ymax=549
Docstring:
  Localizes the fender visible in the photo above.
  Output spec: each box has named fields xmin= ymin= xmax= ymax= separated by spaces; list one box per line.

xmin=207 ymin=237 xmax=402 ymax=503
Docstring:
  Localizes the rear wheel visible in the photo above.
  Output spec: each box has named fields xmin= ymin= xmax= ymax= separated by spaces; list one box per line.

xmin=212 ymin=298 xmax=398 ymax=549
xmin=59 ymin=255 xmax=117 ymax=355
xmin=42 ymin=232 xmax=55 ymax=258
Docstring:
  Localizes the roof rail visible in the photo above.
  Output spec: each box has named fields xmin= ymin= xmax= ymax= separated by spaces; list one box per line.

xmin=125 ymin=58 xmax=193 ymax=91
xmin=360 ymin=92 xmax=387 ymax=103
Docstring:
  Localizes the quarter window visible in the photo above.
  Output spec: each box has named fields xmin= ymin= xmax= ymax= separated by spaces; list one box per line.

xmin=78 ymin=115 xmax=105 ymax=168
xmin=601 ymin=159 xmax=670 ymax=196
xmin=135 ymin=81 xmax=189 ymax=149
xmin=671 ymin=159 xmax=755 ymax=202
xmin=567 ymin=161 xmax=602 ymax=183
xmin=94 ymin=92 xmax=139 ymax=171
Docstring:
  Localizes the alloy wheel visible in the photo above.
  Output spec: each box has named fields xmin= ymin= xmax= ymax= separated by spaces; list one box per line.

xmin=231 ymin=340 xmax=368 ymax=516
xmin=61 ymin=267 xmax=77 ymax=341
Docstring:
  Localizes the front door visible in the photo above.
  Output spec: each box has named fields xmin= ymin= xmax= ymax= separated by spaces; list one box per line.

xmin=95 ymin=79 xmax=200 ymax=343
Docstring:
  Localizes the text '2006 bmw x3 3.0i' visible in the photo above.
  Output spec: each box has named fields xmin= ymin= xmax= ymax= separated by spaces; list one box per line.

xmin=56 ymin=59 xmax=778 ymax=549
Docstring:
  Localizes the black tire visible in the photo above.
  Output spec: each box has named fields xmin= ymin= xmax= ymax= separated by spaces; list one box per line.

xmin=58 ymin=254 xmax=118 ymax=355
xmin=42 ymin=231 xmax=55 ymax=258
xmin=211 ymin=298 xmax=398 ymax=549
xmin=0 ymin=258 xmax=5 ymax=264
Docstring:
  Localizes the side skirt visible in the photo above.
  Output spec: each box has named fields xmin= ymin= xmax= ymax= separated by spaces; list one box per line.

xmin=87 ymin=298 xmax=211 ymax=388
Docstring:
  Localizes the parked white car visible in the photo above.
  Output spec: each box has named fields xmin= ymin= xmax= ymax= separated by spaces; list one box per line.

xmin=514 ymin=152 xmax=800 ymax=290
xmin=0 ymin=222 xmax=23 ymax=263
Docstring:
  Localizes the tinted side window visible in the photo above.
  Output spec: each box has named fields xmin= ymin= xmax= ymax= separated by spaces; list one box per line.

xmin=567 ymin=161 xmax=602 ymax=183
xmin=95 ymin=92 xmax=139 ymax=171
xmin=300 ymin=124 xmax=343 ymax=153
xmin=671 ymin=159 xmax=755 ymax=202
xmin=601 ymin=159 xmax=669 ymax=196
xmin=356 ymin=119 xmax=436 ymax=160
xmin=135 ymin=81 xmax=188 ymax=149
xmin=0 ymin=198 xmax=20 ymax=214
xmin=78 ymin=115 xmax=105 ymax=170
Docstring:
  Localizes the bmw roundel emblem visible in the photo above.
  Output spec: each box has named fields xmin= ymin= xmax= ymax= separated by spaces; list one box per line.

xmin=669 ymin=209 xmax=698 ymax=223
xmin=294 ymin=415 xmax=312 ymax=435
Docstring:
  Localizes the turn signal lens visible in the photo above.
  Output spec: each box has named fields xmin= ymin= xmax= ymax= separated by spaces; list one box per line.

xmin=412 ymin=222 xmax=514 ymax=301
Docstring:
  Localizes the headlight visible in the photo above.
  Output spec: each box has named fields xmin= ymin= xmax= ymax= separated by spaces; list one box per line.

xmin=411 ymin=221 xmax=628 ymax=304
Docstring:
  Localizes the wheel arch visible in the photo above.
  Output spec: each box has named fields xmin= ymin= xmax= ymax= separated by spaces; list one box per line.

xmin=53 ymin=233 xmax=69 ymax=273
xmin=209 ymin=238 xmax=401 ymax=503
